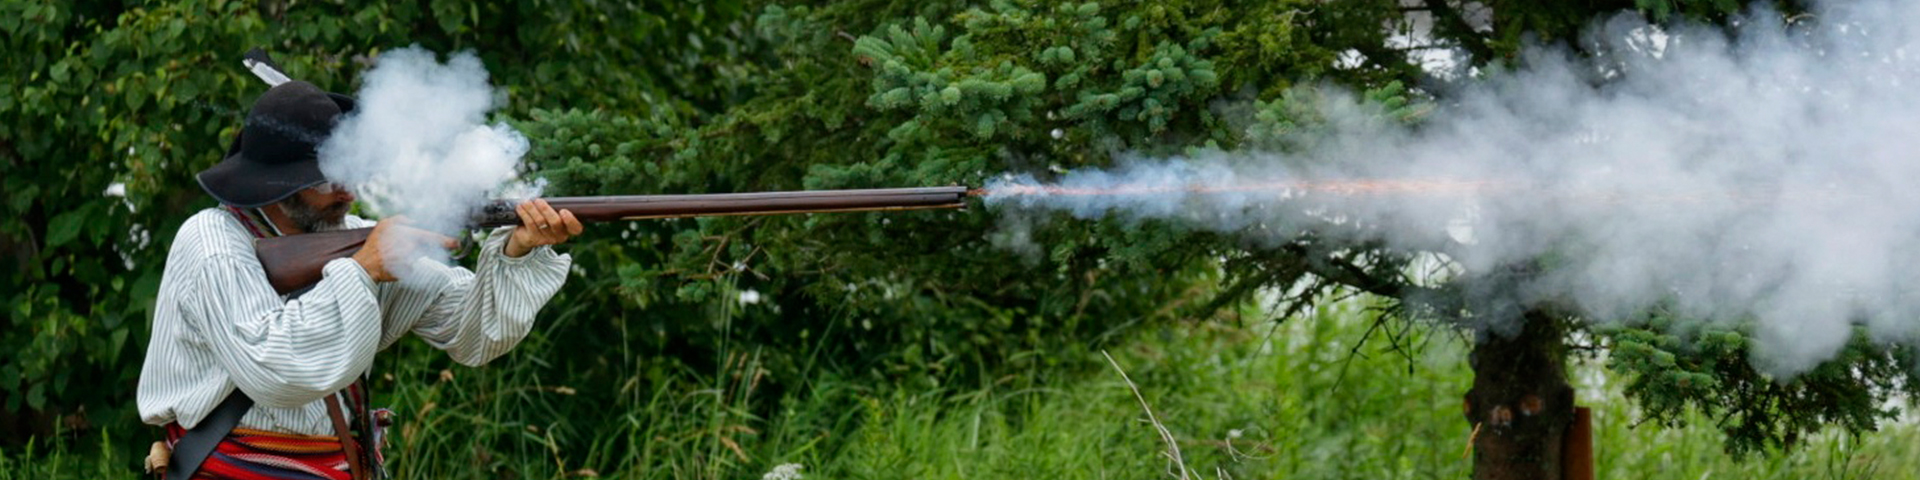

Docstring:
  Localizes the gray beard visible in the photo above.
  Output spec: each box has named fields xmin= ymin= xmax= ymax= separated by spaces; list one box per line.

xmin=277 ymin=196 xmax=348 ymax=233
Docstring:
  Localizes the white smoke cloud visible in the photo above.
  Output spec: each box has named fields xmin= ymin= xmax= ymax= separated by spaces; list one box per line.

xmin=318 ymin=46 xmax=531 ymax=283
xmin=985 ymin=0 xmax=1920 ymax=376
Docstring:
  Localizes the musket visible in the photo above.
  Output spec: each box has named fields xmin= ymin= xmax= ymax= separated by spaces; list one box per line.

xmin=257 ymin=186 xmax=973 ymax=294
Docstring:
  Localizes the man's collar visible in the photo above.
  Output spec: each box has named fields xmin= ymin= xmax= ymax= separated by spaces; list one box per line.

xmin=224 ymin=205 xmax=285 ymax=239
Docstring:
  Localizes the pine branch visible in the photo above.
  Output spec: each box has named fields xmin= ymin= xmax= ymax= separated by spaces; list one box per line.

xmin=1423 ymin=0 xmax=1497 ymax=64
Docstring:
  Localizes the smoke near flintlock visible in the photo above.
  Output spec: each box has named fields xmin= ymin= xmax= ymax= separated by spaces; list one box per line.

xmin=318 ymin=47 xmax=532 ymax=281
xmin=984 ymin=0 xmax=1920 ymax=376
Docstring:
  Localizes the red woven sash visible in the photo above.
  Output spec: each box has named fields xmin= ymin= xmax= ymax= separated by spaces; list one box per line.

xmin=164 ymin=424 xmax=351 ymax=480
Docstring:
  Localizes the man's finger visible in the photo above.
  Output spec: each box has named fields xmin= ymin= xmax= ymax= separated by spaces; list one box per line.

xmin=424 ymin=229 xmax=456 ymax=250
xmin=560 ymin=210 xmax=584 ymax=236
xmin=516 ymin=202 xmax=536 ymax=228
xmin=520 ymin=200 xmax=547 ymax=231
xmin=535 ymin=199 xmax=563 ymax=235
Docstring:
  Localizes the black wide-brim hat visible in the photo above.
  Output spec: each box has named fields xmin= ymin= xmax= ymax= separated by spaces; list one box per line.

xmin=196 ymin=80 xmax=357 ymax=208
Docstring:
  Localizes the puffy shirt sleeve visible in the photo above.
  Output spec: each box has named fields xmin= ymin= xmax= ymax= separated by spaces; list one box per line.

xmin=403 ymin=227 xmax=571 ymax=366
xmin=180 ymin=254 xmax=383 ymax=409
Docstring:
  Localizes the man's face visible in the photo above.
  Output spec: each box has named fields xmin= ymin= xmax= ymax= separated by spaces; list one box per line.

xmin=277 ymin=183 xmax=354 ymax=233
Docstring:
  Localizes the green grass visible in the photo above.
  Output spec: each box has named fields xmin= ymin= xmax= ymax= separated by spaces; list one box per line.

xmin=6 ymin=300 xmax=1919 ymax=479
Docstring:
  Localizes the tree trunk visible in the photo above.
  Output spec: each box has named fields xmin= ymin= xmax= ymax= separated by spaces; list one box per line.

xmin=1465 ymin=309 xmax=1574 ymax=480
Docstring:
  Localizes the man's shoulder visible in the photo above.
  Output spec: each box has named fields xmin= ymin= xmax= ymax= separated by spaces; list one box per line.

xmin=170 ymin=209 xmax=251 ymax=259
xmin=179 ymin=208 xmax=245 ymax=236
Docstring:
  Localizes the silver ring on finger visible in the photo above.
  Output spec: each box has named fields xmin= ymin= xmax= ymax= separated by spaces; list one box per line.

xmin=539 ymin=223 xmax=551 ymax=229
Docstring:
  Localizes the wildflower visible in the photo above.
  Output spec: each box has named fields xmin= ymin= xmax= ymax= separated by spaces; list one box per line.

xmin=761 ymin=463 xmax=804 ymax=480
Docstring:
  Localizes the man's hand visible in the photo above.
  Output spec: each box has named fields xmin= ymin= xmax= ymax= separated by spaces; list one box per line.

xmin=352 ymin=216 xmax=458 ymax=282
xmin=504 ymin=199 xmax=583 ymax=258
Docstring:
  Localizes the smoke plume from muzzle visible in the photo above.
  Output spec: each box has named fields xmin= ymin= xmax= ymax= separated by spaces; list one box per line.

xmin=984 ymin=0 xmax=1920 ymax=376
xmin=318 ymin=47 xmax=532 ymax=283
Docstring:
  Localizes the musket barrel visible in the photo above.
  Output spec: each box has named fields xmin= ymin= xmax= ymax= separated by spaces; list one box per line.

xmin=259 ymin=186 xmax=973 ymax=295
xmin=473 ymin=186 xmax=970 ymax=226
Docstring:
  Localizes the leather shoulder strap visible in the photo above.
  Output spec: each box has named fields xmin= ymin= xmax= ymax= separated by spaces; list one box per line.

xmin=326 ymin=393 xmax=369 ymax=480
xmin=166 ymin=391 xmax=253 ymax=480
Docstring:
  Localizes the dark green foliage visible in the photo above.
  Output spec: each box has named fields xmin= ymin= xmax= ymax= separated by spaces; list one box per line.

xmin=1602 ymin=314 xmax=1920 ymax=456
xmin=1244 ymin=80 xmax=1428 ymax=156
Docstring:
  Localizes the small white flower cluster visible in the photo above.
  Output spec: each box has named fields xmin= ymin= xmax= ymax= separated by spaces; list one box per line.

xmin=760 ymin=463 xmax=804 ymax=480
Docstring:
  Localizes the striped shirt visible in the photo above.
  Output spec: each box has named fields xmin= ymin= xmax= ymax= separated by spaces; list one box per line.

xmin=137 ymin=208 xmax=570 ymax=435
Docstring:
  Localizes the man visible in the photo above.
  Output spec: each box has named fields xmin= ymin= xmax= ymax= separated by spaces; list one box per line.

xmin=137 ymin=80 xmax=585 ymax=480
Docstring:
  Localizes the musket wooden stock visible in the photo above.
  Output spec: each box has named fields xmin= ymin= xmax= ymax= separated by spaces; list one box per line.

xmin=256 ymin=186 xmax=970 ymax=295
